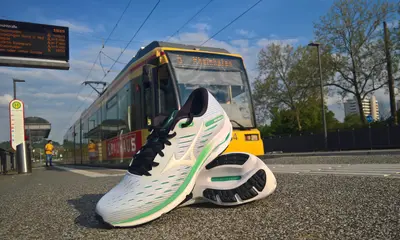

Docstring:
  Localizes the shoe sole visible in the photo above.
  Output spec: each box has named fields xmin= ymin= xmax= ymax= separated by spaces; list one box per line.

xmin=109 ymin=114 xmax=233 ymax=227
xmin=179 ymin=152 xmax=277 ymax=207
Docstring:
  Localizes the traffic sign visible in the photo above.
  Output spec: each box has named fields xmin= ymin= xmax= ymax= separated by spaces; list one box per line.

xmin=9 ymin=99 xmax=25 ymax=150
xmin=366 ymin=114 xmax=374 ymax=123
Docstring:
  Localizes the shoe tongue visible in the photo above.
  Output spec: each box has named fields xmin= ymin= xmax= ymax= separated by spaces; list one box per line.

xmin=157 ymin=110 xmax=178 ymax=130
xmin=144 ymin=111 xmax=178 ymax=145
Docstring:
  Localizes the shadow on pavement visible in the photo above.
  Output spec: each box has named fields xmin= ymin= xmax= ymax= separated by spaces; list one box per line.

xmin=67 ymin=195 xmax=243 ymax=229
xmin=44 ymin=166 xmax=66 ymax=172
xmin=186 ymin=202 xmax=244 ymax=209
xmin=68 ymin=194 xmax=112 ymax=229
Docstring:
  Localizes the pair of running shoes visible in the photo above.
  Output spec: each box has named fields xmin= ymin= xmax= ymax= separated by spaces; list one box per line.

xmin=95 ymin=87 xmax=277 ymax=227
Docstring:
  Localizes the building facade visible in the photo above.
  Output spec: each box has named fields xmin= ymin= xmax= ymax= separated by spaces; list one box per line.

xmin=397 ymin=99 xmax=400 ymax=111
xmin=344 ymin=95 xmax=379 ymax=121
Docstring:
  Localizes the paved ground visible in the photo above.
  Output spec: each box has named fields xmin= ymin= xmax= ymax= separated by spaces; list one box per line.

xmin=264 ymin=148 xmax=400 ymax=156
xmin=271 ymin=164 xmax=400 ymax=178
xmin=1 ymin=165 xmax=399 ymax=239
xmin=262 ymin=154 xmax=400 ymax=164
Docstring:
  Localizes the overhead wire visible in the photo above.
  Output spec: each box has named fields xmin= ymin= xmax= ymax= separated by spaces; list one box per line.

xmin=166 ymin=0 xmax=214 ymax=42
xmin=63 ymin=0 xmax=135 ymax=129
xmin=101 ymin=51 xmax=128 ymax=65
xmin=201 ymin=0 xmax=264 ymax=46
xmin=66 ymin=0 xmax=161 ymax=131
xmin=63 ymin=52 xmax=100 ymax=128
xmin=69 ymin=32 xmax=147 ymax=44
xmin=101 ymin=0 xmax=161 ymax=81
xmin=63 ymin=0 xmax=162 ymax=131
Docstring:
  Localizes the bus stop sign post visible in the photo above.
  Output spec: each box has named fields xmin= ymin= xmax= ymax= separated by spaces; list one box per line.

xmin=9 ymin=99 xmax=31 ymax=174
xmin=16 ymin=142 xmax=32 ymax=174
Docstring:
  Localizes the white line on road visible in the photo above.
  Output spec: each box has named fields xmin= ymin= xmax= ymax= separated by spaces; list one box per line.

xmin=269 ymin=164 xmax=400 ymax=178
xmin=53 ymin=165 xmax=125 ymax=178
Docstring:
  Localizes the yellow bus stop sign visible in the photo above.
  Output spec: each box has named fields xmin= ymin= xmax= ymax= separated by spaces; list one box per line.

xmin=12 ymin=101 xmax=22 ymax=109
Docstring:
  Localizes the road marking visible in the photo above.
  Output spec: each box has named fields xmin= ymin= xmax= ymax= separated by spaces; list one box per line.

xmin=53 ymin=165 xmax=125 ymax=178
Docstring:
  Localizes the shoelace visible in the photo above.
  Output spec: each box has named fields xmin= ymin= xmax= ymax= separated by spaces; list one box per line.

xmin=128 ymin=113 xmax=194 ymax=176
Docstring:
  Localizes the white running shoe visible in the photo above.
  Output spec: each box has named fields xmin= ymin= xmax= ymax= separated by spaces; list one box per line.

xmin=179 ymin=152 xmax=277 ymax=207
xmin=95 ymin=87 xmax=233 ymax=227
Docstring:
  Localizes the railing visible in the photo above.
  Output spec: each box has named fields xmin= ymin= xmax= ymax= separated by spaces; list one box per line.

xmin=0 ymin=148 xmax=15 ymax=174
xmin=262 ymin=125 xmax=400 ymax=153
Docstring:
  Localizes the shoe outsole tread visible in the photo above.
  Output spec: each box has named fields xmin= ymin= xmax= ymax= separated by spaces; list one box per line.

xmin=202 ymin=169 xmax=267 ymax=203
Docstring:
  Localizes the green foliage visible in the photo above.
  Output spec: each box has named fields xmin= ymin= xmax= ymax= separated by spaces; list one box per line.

xmin=0 ymin=140 xmax=60 ymax=152
xmin=341 ymin=114 xmax=364 ymax=129
xmin=0 ymin=141 xmax=13 ymax=152
xmin=258 ymin=101 xmax=340 ymax=137
xmin=253 ymin=43 xmax=335 ymax=131
xmin=31 ymin=139 xmax=60 ymax=149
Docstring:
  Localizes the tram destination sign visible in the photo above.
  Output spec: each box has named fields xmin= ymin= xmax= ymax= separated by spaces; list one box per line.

xmin=166 ymin=51 xmax=244 ymax=71
xmin=0 ymin=19 xmax=69 ymax=61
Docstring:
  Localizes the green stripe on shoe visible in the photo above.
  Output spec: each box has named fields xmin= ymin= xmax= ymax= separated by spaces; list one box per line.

xmin=211 ymin=176 xmax=241 ymax=182
xmin=112 ymin=131 xmax=231 ymax=225
xmin=205 ymin=115 xmax=224 ymax=127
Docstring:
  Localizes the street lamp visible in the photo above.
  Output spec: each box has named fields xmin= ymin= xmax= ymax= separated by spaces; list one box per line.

xmin=308 ymin=42 xmax=328 ymax=150
xmin=12 ymin=78 xmax=25 ymax=99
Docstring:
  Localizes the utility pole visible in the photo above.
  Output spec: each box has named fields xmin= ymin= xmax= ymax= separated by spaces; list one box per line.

xmin=308 ymin=42 xmax=328 ymax=150
xmin=383 ymin=21 xmax=397 ymax=125
xmin=12 ymin=78 xmax=25 ymax=99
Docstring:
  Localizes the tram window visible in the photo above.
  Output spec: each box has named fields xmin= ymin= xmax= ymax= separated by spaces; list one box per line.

xmin=158 ymin=64 xmax=177 ymax=115
xmin=231 ymin=85 xmax=244 ymax=98
xmin=89 ymin=114 xmax=96 ymax=131
xmin=104 ymin=95 xmax=119 ymax=139
xmin=106 ymin=97 xmax=118 ymax=120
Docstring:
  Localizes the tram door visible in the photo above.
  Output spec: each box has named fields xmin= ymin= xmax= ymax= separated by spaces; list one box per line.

xmin=141 ymin=64 xmax=158 ymax=128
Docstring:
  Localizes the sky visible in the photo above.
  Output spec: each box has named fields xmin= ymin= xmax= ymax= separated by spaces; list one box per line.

xmin=0 ymin=0 xmax=397 ymax=143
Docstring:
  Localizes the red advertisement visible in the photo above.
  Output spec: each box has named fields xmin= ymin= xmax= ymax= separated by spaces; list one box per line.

xmin=106 ymin=131 xmax=143 ymax=159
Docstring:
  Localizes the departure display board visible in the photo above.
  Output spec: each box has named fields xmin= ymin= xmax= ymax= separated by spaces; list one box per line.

xmin=0 ymin=19 xmax=69 ymax=61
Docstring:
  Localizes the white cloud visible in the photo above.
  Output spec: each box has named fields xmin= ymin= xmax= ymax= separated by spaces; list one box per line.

xmin=0 ymin=94 xmax=12 ymax=106
xmin=326 ymin=88 xmax=345 ymax=106
xmin=236 ymin=29 xmax=256 ymax=38
xmin=51 ymin=19 xmax=93 ymax=33
xmin=31 ymin=92 xmax=76 ymax=99
xmin=231 ymin=39 xmax=249 ymax=49
xmin=20 ymin=91 xmax=96 ymax=103
xmin=78 ymin=95 xmax=96 ymax=103
xmin=95 ymin=24 xmax=106 ymax=32
xmin=0 ymin=67 xmax=82 ymax=85
xmin=257 ymin=38 xmax=299 ymax=47
xmin=191 ymin=23 xmax=211 ymax=32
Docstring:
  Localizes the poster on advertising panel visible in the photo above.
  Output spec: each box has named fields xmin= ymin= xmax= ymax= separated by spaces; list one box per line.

xmin=9 ymin=99 xmax=25 ymax=150
xmin=106 ymin=131 xmax=142 ymax=160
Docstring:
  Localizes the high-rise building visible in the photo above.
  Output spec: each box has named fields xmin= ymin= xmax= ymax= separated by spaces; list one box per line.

xmin=343 ymin=95 xmax=379 ymax=121
xmin=397 ymin=99 xmax=400 ymax=111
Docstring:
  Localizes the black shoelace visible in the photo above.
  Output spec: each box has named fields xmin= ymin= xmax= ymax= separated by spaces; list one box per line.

xmin=128 ymin=113 xmax=194 ymax=176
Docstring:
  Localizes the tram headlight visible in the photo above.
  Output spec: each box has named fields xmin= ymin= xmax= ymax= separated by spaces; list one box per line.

xmin=245 ymin=134 xmax=259 ymax=141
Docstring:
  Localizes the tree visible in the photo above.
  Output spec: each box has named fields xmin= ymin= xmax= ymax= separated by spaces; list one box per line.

xmin=253 ymin=43 xmax=334 ymax=131
xmin=0 ymin=141 xmax=12 ymax=151
xmin=314 ymin=0 xmax=398 ymax=124
xmin=342 ymin=113 xmax=364 ymax=128
xmin=300 ymin=97 xmax=341 ymax=131
xmin=258 ymin=100 xmax=341 ymax=137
